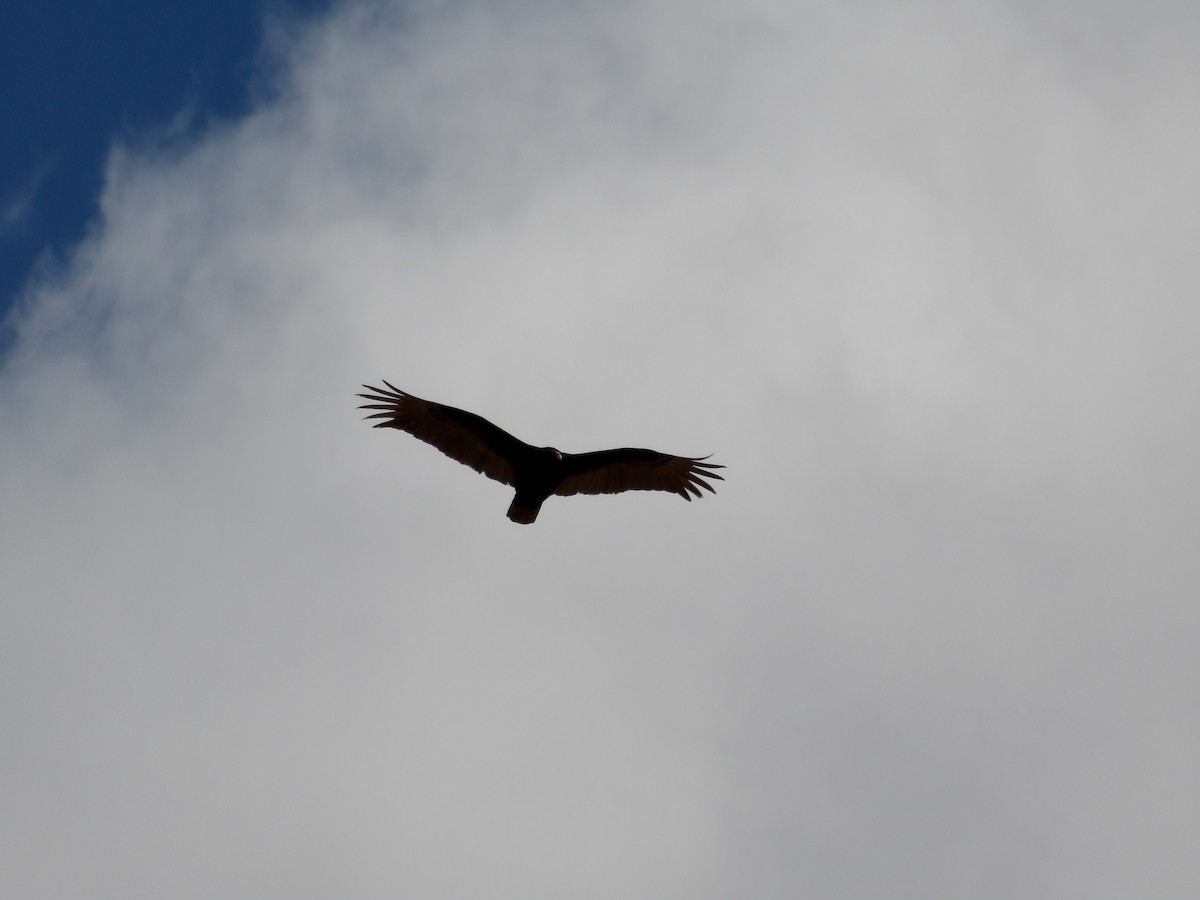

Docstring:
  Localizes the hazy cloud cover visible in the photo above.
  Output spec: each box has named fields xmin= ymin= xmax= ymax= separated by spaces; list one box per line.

xmin=3 ymin=0 xmax=1199 ymax=896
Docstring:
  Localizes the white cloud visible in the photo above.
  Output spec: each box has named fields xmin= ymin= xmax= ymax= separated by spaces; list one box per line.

xmin=2 ymin=0 xmax=1199 ymax=897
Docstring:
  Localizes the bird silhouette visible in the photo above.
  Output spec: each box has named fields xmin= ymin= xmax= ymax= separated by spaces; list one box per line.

xmin=358 ymin=381 xmax=723 ymax=524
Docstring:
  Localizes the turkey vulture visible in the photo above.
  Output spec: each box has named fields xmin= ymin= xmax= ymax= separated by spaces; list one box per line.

xmin=357 ymin=381 xmax=723 ymax=524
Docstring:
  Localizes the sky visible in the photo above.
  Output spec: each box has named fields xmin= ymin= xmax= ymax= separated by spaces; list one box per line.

xmin=0 ymin=0 xmax=329 ymax=334
xmin=2 ymin=0 xmax=1199 ymax=897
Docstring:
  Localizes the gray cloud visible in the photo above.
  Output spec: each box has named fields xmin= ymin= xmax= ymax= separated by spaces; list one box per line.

xmin=2 ymin=0 xmax=1198 ymax=897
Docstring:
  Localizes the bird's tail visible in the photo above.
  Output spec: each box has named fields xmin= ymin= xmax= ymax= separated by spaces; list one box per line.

xmin=507 ymin=498 xmax=541 ymax=524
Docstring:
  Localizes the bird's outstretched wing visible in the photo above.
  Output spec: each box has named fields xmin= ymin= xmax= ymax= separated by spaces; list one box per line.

xmin=554 ymin=449 xmax=724 ymax=500
xmin=357 ymin=381 xmax=525 ymax=486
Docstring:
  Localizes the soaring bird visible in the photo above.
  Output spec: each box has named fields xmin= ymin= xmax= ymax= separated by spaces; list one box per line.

xmin=358 ymin=381 xmax=723 ymax=524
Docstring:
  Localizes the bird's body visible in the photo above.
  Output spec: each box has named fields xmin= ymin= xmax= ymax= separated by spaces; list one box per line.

xmin=494 ymin=444 xmax=566 ymax=524
xmin=357 ymin=381 xmax=723 ymax=524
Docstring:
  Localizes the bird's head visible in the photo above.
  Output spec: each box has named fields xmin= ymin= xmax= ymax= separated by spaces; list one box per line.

xmin=539 ymin=447 xmax=563 ymax=462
